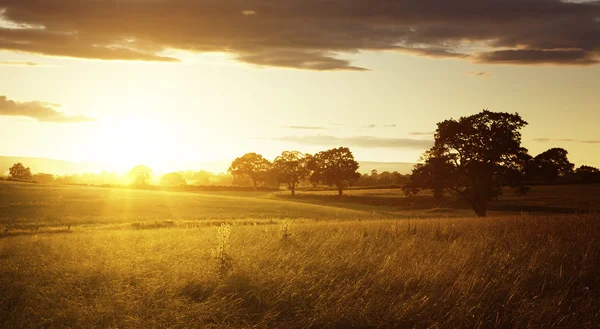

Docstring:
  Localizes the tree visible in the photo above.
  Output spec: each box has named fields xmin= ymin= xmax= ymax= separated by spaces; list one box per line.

xmin=228 ymin=153 xmax=272 ymax=190
xmin=191 ymin=170 xmax=213 ymax=185
xmin=9 ymin=163 xmax=32 ymax=181
xmin=128 ymin=165 xmax=153 ymax=188
xmin=272 ymin=151 xmax=310 ymax=196
xmin=575 ymin=165 xmax=600 ymax=183
xmin=419 ymin=110 xmax=530 ymax=217
xmin=391 ymin=171 xmax=409 ymax=185
xmin=160 ymin=172 xmax=186 ymax=187
xmin=33 ymin=173 xmax=55 ymax=184
xmin=308 ymin=147 xmax=360 ymax=196
xmin=530 ymin=148 xmax=574 ymax=184
xmin=402 ymin=150 xmax=454 ymax=205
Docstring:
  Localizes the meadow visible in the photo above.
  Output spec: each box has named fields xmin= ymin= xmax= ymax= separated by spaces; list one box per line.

xmin=1 ymin=181 xmax=599 ymax=328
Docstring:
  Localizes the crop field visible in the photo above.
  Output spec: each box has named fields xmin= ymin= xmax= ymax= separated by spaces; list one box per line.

xmin=1 ymin=181 xmax=599 ymax=328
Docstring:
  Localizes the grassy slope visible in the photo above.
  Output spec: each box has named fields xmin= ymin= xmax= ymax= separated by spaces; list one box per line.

xmin=278 ymin=184 xmax=600 ymax=215
xmin=0 ymin=181 xmax=376 ymax=229
xmin=3 ymin=181 xmax=599 ymax=230
xmin=1 ymin=216 xmax=598 ymax=328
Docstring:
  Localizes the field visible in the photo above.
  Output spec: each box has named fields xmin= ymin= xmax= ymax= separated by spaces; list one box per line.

xmin=1 ymin=181 xmax=599 ymax=328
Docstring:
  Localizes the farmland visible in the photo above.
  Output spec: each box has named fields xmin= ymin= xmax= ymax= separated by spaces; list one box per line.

xmin=1 ymin=181 xmax=599 ymax=328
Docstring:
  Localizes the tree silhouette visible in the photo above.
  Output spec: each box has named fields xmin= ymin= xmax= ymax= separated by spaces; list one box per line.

xmin=530 ymin=148 xmax=574 ymax=184
xmin=228 ymin=153 xmax=271 ymax=191
xmin=308 ymin=147 xmax=360 ymax=196
xmin=273 ymin=151 xmax=310 ymax=196
xmin=33 ymin=173 xmax=54 ymax=184
xmin=402 ymin=150 xmax=454 ymax=205
xmin=575 ymin=165 xmax=600 ymax=183
xmin=423 ymin=110 xmax=530 ymax=217
xmin=128 ymin=165 xmax=153 ymax=188
xmin=9 ymin=163 xmax=32 ymax=181
xmin=160 ymin=172 xmax=186 ymax=187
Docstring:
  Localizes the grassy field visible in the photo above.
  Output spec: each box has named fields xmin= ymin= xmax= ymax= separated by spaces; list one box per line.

xmin=0 ymin=181 xmax=380 ymax=230
xmin=1 ymin=181 xmax=599 ymax=328
xmin=277 ymin=184 xmax=600 ymax=216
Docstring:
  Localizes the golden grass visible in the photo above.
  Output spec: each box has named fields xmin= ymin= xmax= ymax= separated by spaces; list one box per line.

xmin=1 ymin=214 xmax=599 ymax=328
xmin=0 ymin=182 xmax=379 ymax=229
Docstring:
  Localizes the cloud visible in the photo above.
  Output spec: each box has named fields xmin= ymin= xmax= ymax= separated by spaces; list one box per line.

xmin=237 ymin=50 xmax=369 ymax=71
xmin=474 ymin=49 xmax=599 ymax=65
xmin=281 ymin=125 xmax=326 ymax=130
xmin=0 ymin=1 xmax=598 ymax=70
xmin=364 ymin=124 xmax=397 ymax=128
xmin=0 ymin=61 xmax=39 ymax=66
xmin=0 ymin=96 xmax=96 ymax=123
xmin=409 ymin=131 xmax=435 ymax=136
xmin=273 ymin=135 xmax=432 ymax=149
xmin=467 ymin=71 xmax=490 ymax=77
xmin=534 ymin=138 xmax=600 ymax=144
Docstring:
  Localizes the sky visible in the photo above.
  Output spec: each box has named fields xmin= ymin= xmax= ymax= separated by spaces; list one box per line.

xmin=0 ymin=0 xmax=599 ymax=173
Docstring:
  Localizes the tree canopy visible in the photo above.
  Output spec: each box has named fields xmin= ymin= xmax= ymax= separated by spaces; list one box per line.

xmin=9 ymin=163 xmax=33 ymax=181
xmin=308 ymin=147 xmax=360 ymax=196
xmin=228 ymin=153 xmax=272 ymax=190
xmin=128 ymin=165 xmax=153 ymax=188
xmin=160 ymin=172 xmax=186 ymax=187
xmin=410 ymin=110 xmax=530 ymax=217
xmin=529 ymin=148 xmax=574 ymax=184
xmin=402 ymin=150 xmax=454 ymax=205
xmin=272 ymin=151 xmax=310 ymax=196
xmin=33 ymin=173 xmax=55 ymax=184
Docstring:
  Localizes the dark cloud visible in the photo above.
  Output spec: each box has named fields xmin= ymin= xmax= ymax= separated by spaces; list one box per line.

xmin=533 ymin=138 xmax=600 ymax=144
xmin=474 ymin=49 xmax=599 ymax=65
xmin=237 ymin=51 xmax=368 ymax=71
xmin=0 ymin=95 xmax=96 ymax=123
xmin=0 ymin=60 xmax=38 ymax=66
xmin=281 ymin=125 xmax=326 ymax=130
xmin=467 ymin=71 xmax=490 ymax=77
xmin=0 ymin=0 xmax=599 ymax=70
xmin=273 ymin=135 xmax=432 ymax=149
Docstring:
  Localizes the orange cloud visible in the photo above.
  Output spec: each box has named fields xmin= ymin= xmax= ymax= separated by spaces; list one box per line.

xmin=0 ymin=96 xmax=96 ymax=123
xmin=0 ymin=1 xmax=598 ymax=70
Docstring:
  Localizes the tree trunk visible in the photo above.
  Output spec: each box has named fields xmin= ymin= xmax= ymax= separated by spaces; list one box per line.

xmin=433 ymin=186 xmax=444 ymax=205
xmin=472 ymin=172 xmax=489 ymax=217
xmin=338 ymin=187 xmax=343 ymax=197
xmin=252 ymin=179 xmax=257 ymax=191
xmin=291 ymin=184 xmax=296 ymax=197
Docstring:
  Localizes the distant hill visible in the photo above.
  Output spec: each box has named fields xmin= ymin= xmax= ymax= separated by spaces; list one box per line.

xmin=1 ymin=155 xmax=416 ymax=176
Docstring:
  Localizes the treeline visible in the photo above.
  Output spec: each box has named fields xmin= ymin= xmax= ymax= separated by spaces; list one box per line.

xmin=402 ymin=110 xmax=600 ymax=217
xmin=4 ymin=110 xmax=599 ymax=217
xmin=1 ymin=164 xmax=239 ymax=187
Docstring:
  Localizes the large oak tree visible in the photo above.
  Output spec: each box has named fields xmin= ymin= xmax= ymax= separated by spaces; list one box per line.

xmin=410 ymin=110 xmax=530 ymax=217
xmin=228 ymin=152 xmax=272 ymax=190
xmin=272 ymin=151 xmax=310 ymax=197
xmin=308 ymin=147 xmax=360 ymax=196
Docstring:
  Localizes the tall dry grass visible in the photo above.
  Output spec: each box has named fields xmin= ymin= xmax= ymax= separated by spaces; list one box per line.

xmin=1 ymin=214 xmax=598 ymax=328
